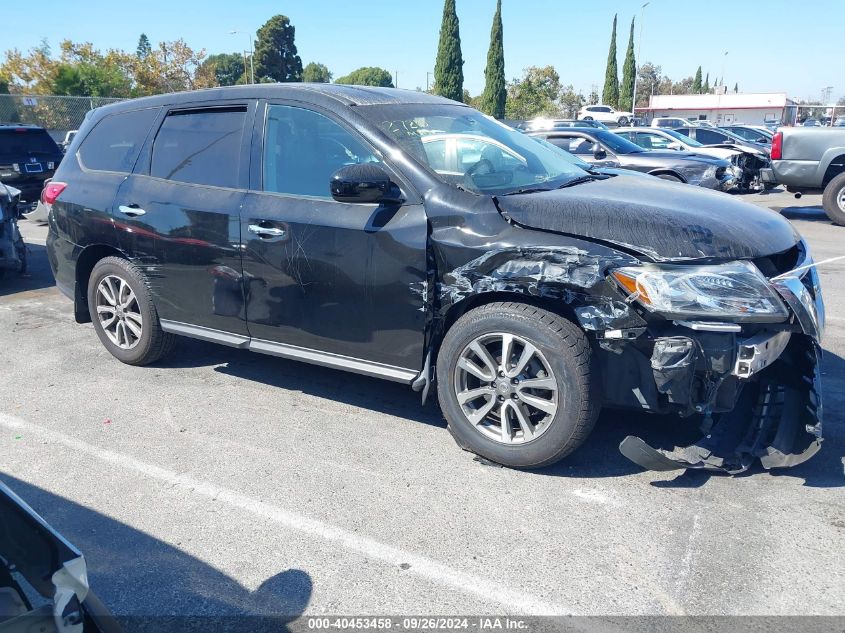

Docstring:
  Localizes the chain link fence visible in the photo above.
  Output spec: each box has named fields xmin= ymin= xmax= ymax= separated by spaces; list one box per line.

xmin=0 ymin=94 xmax=125 ymax=140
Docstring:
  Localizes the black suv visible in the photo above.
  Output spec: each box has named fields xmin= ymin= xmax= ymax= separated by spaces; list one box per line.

xmin=46 ymin=85 xmax=825 ymax=473
xmin=0 ymin=124 xmax=63 ymax=202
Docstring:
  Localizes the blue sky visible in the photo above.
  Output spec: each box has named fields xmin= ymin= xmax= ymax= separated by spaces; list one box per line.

xmin=5 ymin=0 xmax=844 ymax=103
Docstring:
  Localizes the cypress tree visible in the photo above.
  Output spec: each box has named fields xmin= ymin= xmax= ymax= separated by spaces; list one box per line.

xmin=692 ymin=66 xmax=702 ymax=93
xmin=618 ymin=17 xmax=636 ymax=112
xmin=479 ymin=0 xmax=506 ymax=118
xmin=704 ymin=72 xmax=711 ymax=93
xmin=601 ymin=14 xmax=619 ymax=107
xmin=734 ymin=82 xmax=739 ymax=93
xmin=434 ymin=0 xmax=464 ymax=102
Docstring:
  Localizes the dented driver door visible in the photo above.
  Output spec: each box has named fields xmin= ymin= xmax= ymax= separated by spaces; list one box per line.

xmin=239 ymin=102 xmax=428 ymax=377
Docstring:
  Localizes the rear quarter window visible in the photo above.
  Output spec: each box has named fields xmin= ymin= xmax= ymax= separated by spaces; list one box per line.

xmin=77 ymin=108 xmax=160 ymax=172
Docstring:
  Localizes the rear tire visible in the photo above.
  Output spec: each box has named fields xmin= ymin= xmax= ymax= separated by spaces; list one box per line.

xmin=87 ymin=256 xmax=176 ymax=366
xmin=583 ymin=116 xmax=594 ymax=121
xmin=436 ymin=302 xmax=599 ymax=469
xmin=617 ymin=116 xmax=629 ymax=127
xmin=822 ymin=172 xmax=845 ymax=226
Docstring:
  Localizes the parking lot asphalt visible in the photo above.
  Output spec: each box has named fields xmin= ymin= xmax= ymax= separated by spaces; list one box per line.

xmin=1 ymin=189 xmax=843 ymax=619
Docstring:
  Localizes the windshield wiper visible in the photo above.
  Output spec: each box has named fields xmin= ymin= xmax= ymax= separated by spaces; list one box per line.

xmin=557 ymin=175 xmax=599 ymax=188
xmin=500 ymin=186 xmax=553 ymax=196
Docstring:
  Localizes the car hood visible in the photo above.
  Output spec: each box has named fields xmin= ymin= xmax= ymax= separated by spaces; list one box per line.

xmin=626 ymin=150 xmax=723 ymax=165
xmin=495 ymin=174 xmax=800 ymax=261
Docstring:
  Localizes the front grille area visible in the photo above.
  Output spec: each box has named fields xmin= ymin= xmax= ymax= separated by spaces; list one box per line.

xmin=753 ymin=243 xmax=803 ymax=278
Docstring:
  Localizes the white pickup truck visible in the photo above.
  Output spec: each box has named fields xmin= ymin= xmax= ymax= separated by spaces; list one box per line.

xmin=771 ymin=128 xmax=845 ymax=225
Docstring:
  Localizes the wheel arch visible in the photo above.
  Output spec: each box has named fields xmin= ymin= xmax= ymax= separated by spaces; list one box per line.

xmin=430 ymin=291 xmax=582 ymax=380
xmin=73 ymin=244 xmax=127 ymax=323
xmin=821 ymin=153 xmax=845 ymax=186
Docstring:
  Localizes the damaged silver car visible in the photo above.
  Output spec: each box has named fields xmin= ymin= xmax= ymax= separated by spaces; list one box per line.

xmin=46 ymin=86 xmax=824 ymax=473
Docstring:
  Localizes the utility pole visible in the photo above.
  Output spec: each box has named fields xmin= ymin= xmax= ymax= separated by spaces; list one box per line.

xmin=395 ymin=70 xmax=399 ymax=89
xmin=426 ymin=71 xmax=432 ymax=92
xmin=631 ymin=2 xmax=649 ymax=121
xmin=229 ymin=30 xmax=255 ymax=83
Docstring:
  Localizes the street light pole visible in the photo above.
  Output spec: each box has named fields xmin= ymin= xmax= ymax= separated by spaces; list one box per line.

xmin=631 ymin=2 xmax=649 ymax=124
xmin=229 ymin=30 xmax=255 ymax=84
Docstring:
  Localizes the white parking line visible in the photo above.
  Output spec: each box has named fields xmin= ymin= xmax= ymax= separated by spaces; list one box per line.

xmin=0 ymin=413 xmax=571 ymax=616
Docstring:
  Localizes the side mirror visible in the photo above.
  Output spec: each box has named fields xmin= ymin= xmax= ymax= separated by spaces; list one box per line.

xmin=330 ymin=163 xmax=403 ymax=204
xmin=593 ymin=147 xmax=608 ymax=160
xmin=667 ymin=142 xmax=683 ymax=150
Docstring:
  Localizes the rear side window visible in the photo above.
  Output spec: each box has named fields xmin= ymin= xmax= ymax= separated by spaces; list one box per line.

xmin=151 ymin=107 xmax=246 ymax=188
xmin=77 ymin=109 xmax=158 ymax=172
xmin=0 ymin=128 xmax=61 ymax=160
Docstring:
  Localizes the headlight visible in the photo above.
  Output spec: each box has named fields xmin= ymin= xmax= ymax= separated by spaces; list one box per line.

xmin=610 ymin=260 xmax=789 ymax=321
xmin=702 ymin=165 xmax=717 ymax=179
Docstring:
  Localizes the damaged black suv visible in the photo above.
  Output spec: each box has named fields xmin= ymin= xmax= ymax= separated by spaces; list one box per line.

xmin=46 ymin=85 xmax=825 ymax=473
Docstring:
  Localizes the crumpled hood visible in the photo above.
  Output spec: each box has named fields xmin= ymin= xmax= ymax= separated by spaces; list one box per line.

xmin=495 ymin=174 xmax=800 ymax=261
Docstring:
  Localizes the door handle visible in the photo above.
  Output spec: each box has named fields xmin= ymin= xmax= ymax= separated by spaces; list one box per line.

xmin=248 ymin=224 xmax=286 ymax=238
xmin=118 ymin=204 xmax=146 ymax=217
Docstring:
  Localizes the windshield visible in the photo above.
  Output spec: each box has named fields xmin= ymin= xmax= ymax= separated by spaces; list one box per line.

xmin=590 ymin=130 xmax=644 ymax=154
xmin=0 ymin=128 xmax=61 ymax=160
xmin=359 ymin=104 xmax=588 ymax=195
xmin=662 ymin=128 xmax=703 ymax=147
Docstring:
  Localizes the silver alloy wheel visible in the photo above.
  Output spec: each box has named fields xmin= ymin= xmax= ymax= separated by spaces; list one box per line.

xmin=96 ymin=274 xmax=143 ymax=350
xmin=838 ymin=186 xmax=845 ymax=212
xmin=454 ymin=332 xmax=558 ymax=444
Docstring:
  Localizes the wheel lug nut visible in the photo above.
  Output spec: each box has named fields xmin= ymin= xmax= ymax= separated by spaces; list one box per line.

xmin=498 ymin=395 xmax=505 ymax=401
xmin=498 ymin=370 xmax=505 ymax=377
xmin=511 ymin=378 xmax=518 ymax=384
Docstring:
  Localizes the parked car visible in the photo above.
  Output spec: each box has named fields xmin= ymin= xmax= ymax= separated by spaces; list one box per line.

xmin=520 ymin=118 xmax=609 ymax=131
xmin=833 ymin=117 xmax=845 ymax=127
xmin=1 ymin=182 xmax=26 ymax=277
xmin=615 ymin=127 xmax=772 ymax=191
xmin=771 ymin=127 xmax=845 ymax=225
xmin=0 ymin=124 xmax=64 ymax=202
xmin=0 ymin=479 xmax=119 ymax=632
xmin=650 ymin=117 xmax=692 ymax=129
xmin=577 ymin=104 xmax=633 ymax=127
xmin=61 ymin=129 xmax=78 ymax=153
xmin=675 ymin=126 xmax=770 ymax=154
xmin=801 ymin=118 xmax=821 ymax=127
xmin=723 ymin=125 xmax=773 ymax=145
xmin=528 ymin=127 xmax=736 ymax=190
xmin=46 ymin=85 xmax=824 ymax=473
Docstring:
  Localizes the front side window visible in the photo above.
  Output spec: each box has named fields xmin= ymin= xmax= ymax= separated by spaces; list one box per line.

xmin=151 ymin=107 xmax=246 ymax=188
xmin=361 ymin=104 xmax=587 ymax=195
xmin=78 ymin=108 xmax=159 ymax=173
xmin=634 ymin=132 xmax=673 ymax=150
xmin=263 ymin=105 xmax=380 ymax=198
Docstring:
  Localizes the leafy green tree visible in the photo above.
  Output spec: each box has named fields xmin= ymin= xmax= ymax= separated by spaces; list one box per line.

xmin=433 ymin=0 xmax=464 ymax=101
xmin=704 ymin=72 xmax=710 ymax=93
xmin=505 ymin=65 xmax=562 ymax=119
xmin=253 ymin=15 xmax=303 ymax=83
xmin=335 ymin=66 xmax=393 ymax=87
xmin=692 ymin=66 xmax=702 ymax=93
xmin=200 ymin=53 xmax=246 ymax=86
xmin=618 ymin=17 xmax=636 ymax=112
xmin=136 ymin=34 xmax=152 ymax=59
xmin=478 ymin=0 xmax=505 ymax=118
xmin=588 ymin=86 xmax=599 ymax=105
xmin=635 ymin=62 xmax=660 ymax=108
xmin=559 ymin=85 xmax=585 ymax=118
xmin=303 ymin=62 xmax=332 ymax=83
xmin=602 ymin=14 xmax=619 ymax=107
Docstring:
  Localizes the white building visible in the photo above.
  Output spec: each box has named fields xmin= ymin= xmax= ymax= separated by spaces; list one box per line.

xmin=637 ymin=92 xmax=798 ymax=126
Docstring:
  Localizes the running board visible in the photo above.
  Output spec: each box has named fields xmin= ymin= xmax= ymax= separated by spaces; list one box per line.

xmin=160 ymin=320 xmax=418 ymax=384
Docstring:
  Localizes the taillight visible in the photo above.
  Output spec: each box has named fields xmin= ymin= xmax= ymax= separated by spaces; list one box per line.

xmin=771 ymin=131 xmax=783 ymax=160
xmin=42 ymin=181 xmax=67 ymax=205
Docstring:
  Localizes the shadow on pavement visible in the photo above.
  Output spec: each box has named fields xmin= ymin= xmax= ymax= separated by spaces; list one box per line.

xmin=779 ymin=206 xmax=831 ymax=223
xmin=0 ymin=474 xmax=312 ymax=631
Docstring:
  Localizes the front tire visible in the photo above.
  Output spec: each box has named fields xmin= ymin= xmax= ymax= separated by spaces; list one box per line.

xmin=822 ymin=172 xmax=845 ymax=226
xmin=617 ymin=116 xmax=629 ymax=127
xmin=436 ymin=302 xmax=599 ymax=469
xmin=87 ymin=256 xmax=175 ymax=365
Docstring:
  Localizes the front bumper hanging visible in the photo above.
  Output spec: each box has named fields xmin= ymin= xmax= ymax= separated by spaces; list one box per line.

xmin=619 ymin=264 xmax=825 ymax=474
